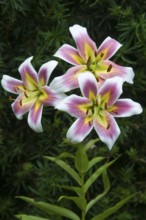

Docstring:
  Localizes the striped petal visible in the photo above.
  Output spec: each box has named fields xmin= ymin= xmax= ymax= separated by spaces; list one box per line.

xmin=96 ymin=60 xmax=134 ymax=84
xmin=28 ymin=101 xmax=43 ymax=132
xmin=38 ymin=60 xmax=58 ymax=86
xmin=96 ymin=36 xmax=122 ymax=60
xmin=11 ymin=94 xmax=36 ymax=119
xmin=78 ymin=72 xmax=98 ymax=101
xmin=50 ymin=65 xmax=87 ymax=92
xmin=54 ymin=44 xmax=84 ymax=65
xmin=67 ymin=117 xmax=93 ymax=143
xmin=109 ymin=99 xmax=143 ymax=117
xmin=93 ymin=112 xmax=120 ymax=149
xmin=55 ymin=94 xmax=91 ymax=118
xmin=98 ymin=76 xmax=124 ymax=107
xmin=1 ymin=75 xmax=23 ymax=94
xmin=39 ymin=86 xmax=66 ymax=107
xmin=18 ymin=56 xmax=38 ymax=90
xmin=69 ymin=24 xmax=97 ymax=62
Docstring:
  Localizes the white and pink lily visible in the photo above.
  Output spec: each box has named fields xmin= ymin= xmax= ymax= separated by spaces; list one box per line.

xmin=56 ymin=73 xmax=142 ymax=149
xmin=1 ymin=57 xmax=65 ymax=132
xmin=50 ymin=24 xmax=134 ymax=92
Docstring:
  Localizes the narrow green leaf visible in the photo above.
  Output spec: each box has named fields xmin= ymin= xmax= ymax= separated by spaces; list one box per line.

xmin=59 ymin=195 xmax=86 ymax=210
xmin=57 ymin=152 xmax=75 ymax=159
xmin=90 ymin=194 xmax=137 ymax=220
xmin=84 ymin=158 xmax=117 ymax=193
xmin=44 ymin=156 xmax=81 ymax=185
xmin=87 ymin=157 xmax=105 ymax=171
xmin=15 ymin=214 xmax=49 ymax=220
xmin=84 ymin=138 xmax=99 ymax=151
xmin=17 ymin=196 xmax=80 ymax=220
xmin=75 ymin=148 xmax=89 ymax=173
xmin=57 ymin=185 xmax=82 ymax=196
xmin=86 ymin=170 xmax=110 ymax=213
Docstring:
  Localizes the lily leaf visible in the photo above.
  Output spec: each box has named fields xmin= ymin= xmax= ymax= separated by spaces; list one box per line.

xmin=57 ymin=185 xmax=82 ymax=196
xmin=87 ymin=156 xmax=105 ymax=172
xmin=86 ymin=170 xmax=110 ymax=213
xmin=16 ymin=196 xmax=80 ymax=220
xmin=57 ymin=152 xmax=75 ymax=159
xmin=84 ymin=158 xmax=117 ymax=193
xmin=84 ymin=138 xmax=99 ymax=151
xmin=59 ymin=195 xmax=86 ymax=210
xmin=90 ymin=193 xmax=137 ymax=220
xmin=44 ymin=156 xmax=81 ymax=185
xmin=16 ymin=214 xmax=49 ymax=220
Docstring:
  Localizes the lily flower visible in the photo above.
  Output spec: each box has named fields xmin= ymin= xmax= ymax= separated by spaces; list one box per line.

xmin=1 ymin=57 xmax=65 ymax=132
xmin=56 ymin=73 xmax=142 ymax=149
xmin=50 ymin=24 xmax=134 ymax=92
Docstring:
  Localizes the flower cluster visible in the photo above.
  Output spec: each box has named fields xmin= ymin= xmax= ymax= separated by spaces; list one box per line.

xmin=1 ymin=24 xmax=142 ymax=149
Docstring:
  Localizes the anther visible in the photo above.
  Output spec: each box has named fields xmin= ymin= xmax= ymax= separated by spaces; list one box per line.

xmin=9 ymin=96 xmax=13 ymax=102
xmin=107 ymin=64 xmax=112 ymax=72
xmin=94 ymin=51 xmax=98 ymax=57
xmin=86 ymin=109 xmax=89 ymax=115
xmin=20 ymin=99 xmax=22 ymax=106
xmin=86 ymin=57 xmax=91 ymax=66
xmin=100 ymin=53 xmax=104 ymax=58
xmin=14 ymin=86 xmax=18 ymax=92
xmin=107 ymin=123 xmax=110 ymax=129
xmin=24 ymin=91 xmax=28 ymax=98
xmin=89 ymin=121 xmax=92 ymax=126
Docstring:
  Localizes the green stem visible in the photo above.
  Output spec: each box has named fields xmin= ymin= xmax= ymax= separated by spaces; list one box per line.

xmin=81 ymin=172 xmax=86 ymax=220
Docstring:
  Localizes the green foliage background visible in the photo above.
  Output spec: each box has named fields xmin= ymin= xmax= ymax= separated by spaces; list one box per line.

xmin=0 ymin=0 xmax=146 ymax=219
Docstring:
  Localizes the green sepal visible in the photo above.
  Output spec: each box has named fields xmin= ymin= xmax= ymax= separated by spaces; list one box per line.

xmin=90 ymin=193 xmax=137 ymax=220
xmin=59 ymin=195 xmax=87 ymax=210
xmin=86 ymin=170 xmax=110 ymax=213
xmin=15 ymin=214 xmax=49 ymax=220
xmin=44 ymin=156 xmax=81 ymax=185
xmin=16 ymin=196 xmax=80 ymax=220
xmin=84 ymin=158 xmax=117 ymax=193
xmin=75 ymin=147 xmax=89 ymax=174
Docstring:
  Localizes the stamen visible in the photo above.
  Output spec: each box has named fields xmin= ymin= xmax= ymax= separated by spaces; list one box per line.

xmin=14 ymin=86 xmax=18 ymax=92
xmin=86 ymin=109 xmax=89 ymax=115
xmin=9 ymin=96 xmax=13 ymax=102
xmin=107 ymin=123 xmax=110 ymax=129
xmin=107 ymin=64 xmax=112 ymax=72
xmin=105 ymin=102 xmax=107 ymax=109
xmin=89 ymin=121 xmax=92 ymax=126
xmin=100 ymin=53 xmax=104 ymax=58
xmin=86 ymin=57 xmax=91 ymax=66
xmin=94 ymin=51 xmax=98 ymax=57
xmin=20 ymin=99 xmax=22 ymax=106
xmin=24 ymin=91 xmax=28 ymax=98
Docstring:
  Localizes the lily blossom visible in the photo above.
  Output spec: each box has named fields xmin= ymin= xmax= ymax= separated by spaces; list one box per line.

xmin=56 ymin=73 xmax=142 ymax=149
xmin=50 ymin=24 xmax=134 ymax=92
xmin=1 ymin=57 xmax=65 ymax=132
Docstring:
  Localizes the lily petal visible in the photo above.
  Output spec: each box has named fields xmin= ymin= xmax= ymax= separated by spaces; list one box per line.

xmin=28 ymin=101 xmax=43 ymax=132
xmin=54 ymin=44 xmax=84 ymax=65
xmin=98 ymin=76 xmax=124 ymax=106
xmin=12 ymin=94 xmax=36 ymax=119
xmin=78 ymin=72 xmax=98 ymax=100
xmin=55 ymin=94 xmax=91 ymax=118
xmin=38 ymin=60 xmax=58 ymax=86
xmin=69 ymin=24 xmax=97 ymax=62
xmin=50 ymin=65 xmax=87 ymax=92
xmin=96 ymin=37 xmax=122 ymax=60
xmin=93 ymin=112 xmax=120 ymax=149
xmin=97 ymin=60 xmax=134 ymax=84
xmin=67 ymin=117 xmax=93 ymax=143
xmin=110 ymin=99 xmax=143 ymax=117
xmin=39 ymin=86 xmax=66 ymax=106
xmin=1 ymin=75 xmax=23 ymax=94
xmin=19 ymin=56 xmax=38 ymax=90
